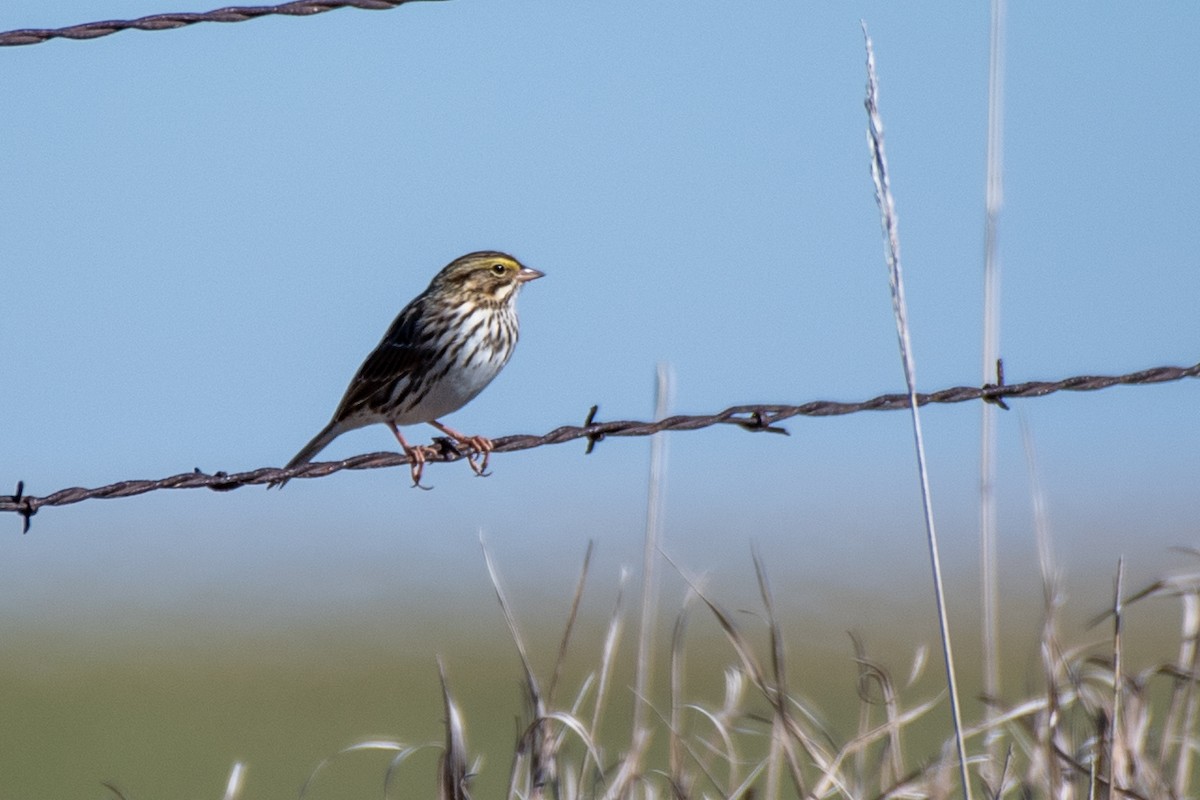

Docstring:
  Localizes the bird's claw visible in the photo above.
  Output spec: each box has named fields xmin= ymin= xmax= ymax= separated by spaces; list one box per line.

xmin=406 ymin=445 xmax=438 ymax=490
xmin=458 ymin=435 xmax=493 ymax=478
xmin=430 ymin=425 xmax=495 ymax=479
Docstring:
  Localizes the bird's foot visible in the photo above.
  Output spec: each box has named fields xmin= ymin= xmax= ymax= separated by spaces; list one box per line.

xmin=389 ymin=422 xmax=437 ymax=489
xmin=404 ymin=444 xmax=439 ymax=490
xmin=430 ymin=422 xmax=494 ymax=478
xmin=458 ymin=434 xmax=494 ymax=477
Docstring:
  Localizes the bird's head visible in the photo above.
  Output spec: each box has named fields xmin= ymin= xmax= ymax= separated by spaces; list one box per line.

xmin=432 ymin=251 xmax=544 ymax=306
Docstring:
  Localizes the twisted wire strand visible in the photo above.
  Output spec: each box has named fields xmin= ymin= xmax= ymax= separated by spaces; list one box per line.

xmin=3 ymin=360 xmax=1197 ymax=530
xmin=0 ymin=0 xmax=435 ymax=48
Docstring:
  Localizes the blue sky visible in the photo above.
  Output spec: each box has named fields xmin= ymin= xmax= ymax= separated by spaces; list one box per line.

xmin=2 ymin=2 xmax=1198 ymax=632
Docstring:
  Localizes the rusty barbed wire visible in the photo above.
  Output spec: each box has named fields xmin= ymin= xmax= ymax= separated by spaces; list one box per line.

xmin=2 ymin=359 xmax=1197 ymax=532
xmin=0 ymin=0 xmax=437 ymax=48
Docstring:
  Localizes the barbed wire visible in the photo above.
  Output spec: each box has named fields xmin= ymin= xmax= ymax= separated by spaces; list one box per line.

xmin=2 ymin=359 xmax=1196 ymax=532
xmin=0 ymin=0 xmax=437 ymax=48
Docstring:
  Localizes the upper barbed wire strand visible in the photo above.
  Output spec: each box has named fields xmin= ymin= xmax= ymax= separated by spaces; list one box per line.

xmin=2 ymin=360 xmax=1198 ymax=530
xmin=0 ymin=0 xmax=438 ymax=47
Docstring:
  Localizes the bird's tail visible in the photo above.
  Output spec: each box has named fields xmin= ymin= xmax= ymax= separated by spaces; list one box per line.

xmin=270 ymin=421 xmax=343 ymax=489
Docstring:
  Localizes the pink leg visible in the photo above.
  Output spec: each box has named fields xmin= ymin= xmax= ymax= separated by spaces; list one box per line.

xmin=388 ymin=422 xmax=434 ymax=489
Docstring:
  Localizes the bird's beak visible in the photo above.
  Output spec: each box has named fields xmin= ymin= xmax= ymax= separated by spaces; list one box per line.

xmin=517 ymin=267 xmax=545 ymax=283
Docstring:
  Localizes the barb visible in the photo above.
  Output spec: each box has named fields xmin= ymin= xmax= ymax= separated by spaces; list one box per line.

xmin=2 ymin=360 xmax=1197 ymax=528
xmin=0 ymin=0 xmax=437 ymax=48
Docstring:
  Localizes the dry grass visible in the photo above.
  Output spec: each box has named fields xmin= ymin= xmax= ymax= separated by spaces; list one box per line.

xmin=270 ymin=548 xmax=1200 ymax=800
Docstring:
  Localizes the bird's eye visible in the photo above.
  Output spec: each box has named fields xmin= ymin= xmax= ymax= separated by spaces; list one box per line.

xmin=491 ymin=263 xmax=507 ymax=275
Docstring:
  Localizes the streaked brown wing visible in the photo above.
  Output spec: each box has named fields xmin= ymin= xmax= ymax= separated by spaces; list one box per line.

xmin=330 ymin=300 xmax=429 ymax=422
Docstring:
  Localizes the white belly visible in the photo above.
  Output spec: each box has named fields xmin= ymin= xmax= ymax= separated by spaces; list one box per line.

xmin=410 ymin=343 xmax=509 ymax=421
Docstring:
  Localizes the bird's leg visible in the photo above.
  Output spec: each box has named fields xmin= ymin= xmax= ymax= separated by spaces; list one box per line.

xmin=429 ymin=421 xmax=493 ymax=477
xmin=388 ymin=422 xmax=434 ymax=490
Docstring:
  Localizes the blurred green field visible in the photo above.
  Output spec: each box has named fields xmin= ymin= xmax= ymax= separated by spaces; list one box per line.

xmin=1 ymin=581 xmax=1188 ymax=799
